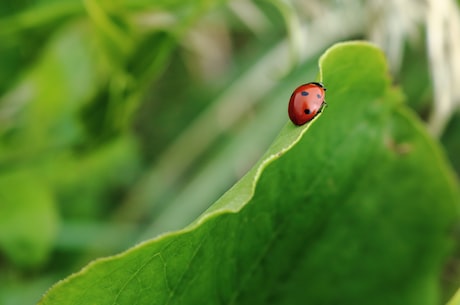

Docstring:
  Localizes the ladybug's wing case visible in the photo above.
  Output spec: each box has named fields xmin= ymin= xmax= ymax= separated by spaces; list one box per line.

xmin=288 ymin=83 xmax=326 ymax=126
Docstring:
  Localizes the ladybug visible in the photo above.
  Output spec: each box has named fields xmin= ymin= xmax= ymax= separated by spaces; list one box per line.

xmin=288 ymin=82 xmax=327 ymax=126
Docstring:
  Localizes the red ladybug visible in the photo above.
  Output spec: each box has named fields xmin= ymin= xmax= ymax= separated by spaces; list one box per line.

xmin=288 ymin=82 xmax=327 ymax=126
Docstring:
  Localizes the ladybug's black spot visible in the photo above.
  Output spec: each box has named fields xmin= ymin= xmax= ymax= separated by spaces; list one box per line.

xmin=301 ymin=91 xmax=309 ymax=96
xmin=317 ymin=94 xmax=321 ymax=99
xmin=304 ymin=109 xmax=311 ymax=114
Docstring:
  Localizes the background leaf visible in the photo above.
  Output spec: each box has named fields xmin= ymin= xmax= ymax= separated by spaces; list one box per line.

xmin=38 ymin=42 xmax=460 ymax=305
xmin=0 ymin=170 xmax=58 ymax=268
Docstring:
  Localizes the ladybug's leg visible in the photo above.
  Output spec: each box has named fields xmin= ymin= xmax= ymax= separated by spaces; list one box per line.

xmin=317 ymin=101 xmax=327 ymax=114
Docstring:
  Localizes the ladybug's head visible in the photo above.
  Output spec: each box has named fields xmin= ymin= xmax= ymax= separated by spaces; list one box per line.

xmin=309 ymin=82 xmax=326 ymax=91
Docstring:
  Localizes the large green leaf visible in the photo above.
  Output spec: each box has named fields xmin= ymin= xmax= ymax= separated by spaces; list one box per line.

xmin=38 ymin=41 xmax=460 ymax=305
xmin=447 ymin=287 xmax=460 ymax=305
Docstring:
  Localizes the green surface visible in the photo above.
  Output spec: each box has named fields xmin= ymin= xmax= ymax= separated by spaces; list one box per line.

xmin=0 ymin=170 xmax=58 ymax=268
xmin=37 ymin=42 xmax=460 ymax=304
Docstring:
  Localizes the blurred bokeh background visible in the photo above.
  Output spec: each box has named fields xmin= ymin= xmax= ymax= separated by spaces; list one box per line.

xmin=1 ymin=0 xmax=460 ymax=304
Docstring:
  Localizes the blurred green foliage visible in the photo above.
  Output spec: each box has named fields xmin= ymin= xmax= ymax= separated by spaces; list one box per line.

xmin=0 ymin=1 xmax=459 ymax=304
